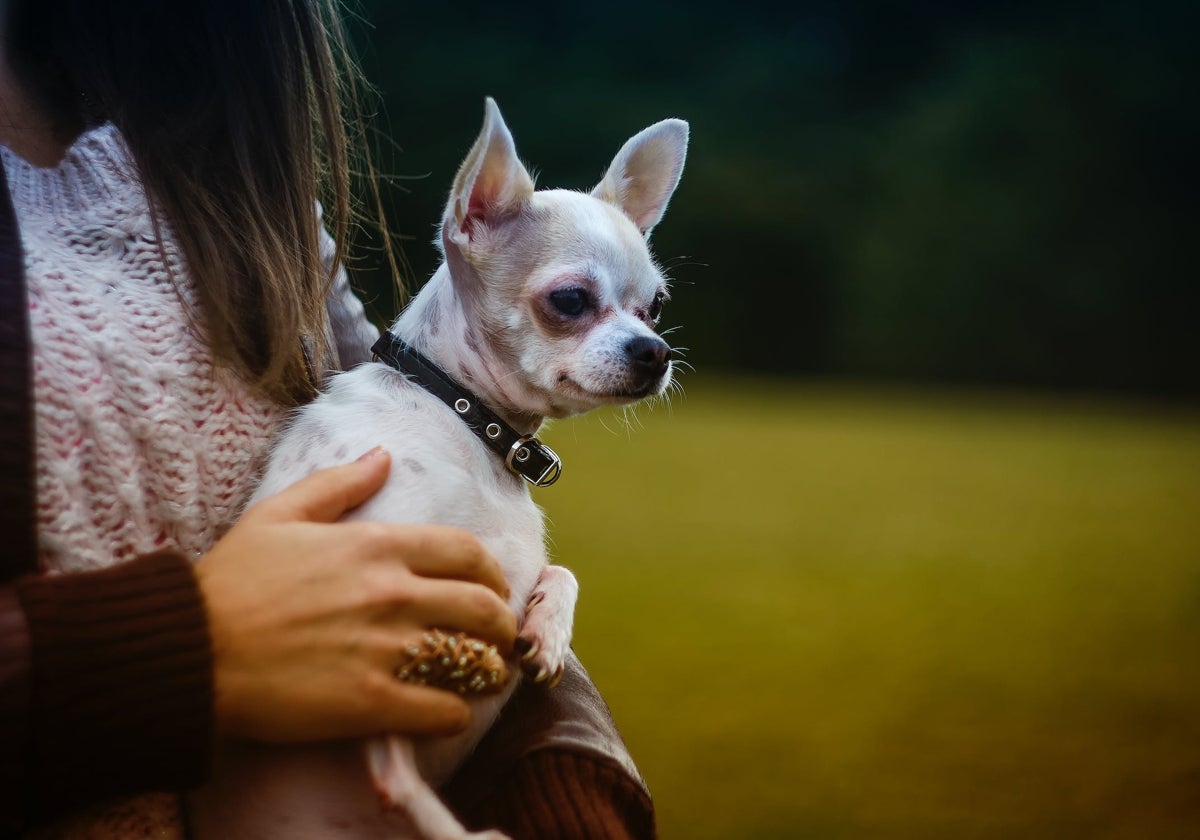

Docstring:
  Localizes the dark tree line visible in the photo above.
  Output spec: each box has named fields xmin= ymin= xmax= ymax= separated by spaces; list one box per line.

xmin=349 ymin=0 xmax=1199 ymax=397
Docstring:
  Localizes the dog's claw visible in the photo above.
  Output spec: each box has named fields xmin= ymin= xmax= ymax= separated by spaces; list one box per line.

xmin=524 ymin=591 xmax=546 ymax=614
xmin=516 ymin=567 xmax=575 ymax=693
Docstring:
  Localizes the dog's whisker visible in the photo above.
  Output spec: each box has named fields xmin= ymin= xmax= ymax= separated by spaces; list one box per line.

xmin=663 ymin=255 xmax=707 ymax=271
xmin=630 ymin=404 xmax=646 ymax=434
xmin=597 ymin=414 xmax=621 ymax=437
xmin=629 ymin=403 xmax=647 ymax=432
xmin=620 ymin=406 xmax=638 ymax=438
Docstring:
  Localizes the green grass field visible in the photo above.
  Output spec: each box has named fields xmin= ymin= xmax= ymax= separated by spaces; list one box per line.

xmin=535 ymin=378 xmax=1200 ymax=839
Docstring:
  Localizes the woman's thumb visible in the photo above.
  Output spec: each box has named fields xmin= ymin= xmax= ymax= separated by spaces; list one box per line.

xmin=256 ymin=446 xmax=391 ymax=523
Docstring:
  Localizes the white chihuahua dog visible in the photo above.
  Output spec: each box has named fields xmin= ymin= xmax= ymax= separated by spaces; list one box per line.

xmin=189 ymin=99 xmax=687 ymax=839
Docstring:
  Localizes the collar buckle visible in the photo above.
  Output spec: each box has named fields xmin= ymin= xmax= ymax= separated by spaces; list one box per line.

xmin=506 ymin=435 xmax=563 ymax=487
xmin=372 ymin=332 xmax=565 ymax=489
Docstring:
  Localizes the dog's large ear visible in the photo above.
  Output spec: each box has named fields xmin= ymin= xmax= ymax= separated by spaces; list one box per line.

xmin=592 ymin=119 xmax=689 ymax=237
xmin=443 ymin=98 xmax=535 ymax=252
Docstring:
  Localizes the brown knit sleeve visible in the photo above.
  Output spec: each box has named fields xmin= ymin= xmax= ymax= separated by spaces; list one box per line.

xmin=444 ymin=650 xmax=657 ymax=839
xmin=0 ymin=584 xmax=33 ymax=836
xmin=12 ymin=551 xmax=214 ymax=827
xmin=456 ymin=749 xmax=656 ymax=840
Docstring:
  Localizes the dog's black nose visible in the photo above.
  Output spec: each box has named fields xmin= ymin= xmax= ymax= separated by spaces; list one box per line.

xmin=625 ymin=336 xmax=671 ymax=377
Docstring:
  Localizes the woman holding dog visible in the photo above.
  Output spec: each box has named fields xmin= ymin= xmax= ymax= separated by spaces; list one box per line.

xmin=0 ymin=1 xmax=653 ymax=837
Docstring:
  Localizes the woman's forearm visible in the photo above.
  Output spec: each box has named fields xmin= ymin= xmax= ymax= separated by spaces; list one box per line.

xmin=5 ymin=552 xmax=213 ymax=830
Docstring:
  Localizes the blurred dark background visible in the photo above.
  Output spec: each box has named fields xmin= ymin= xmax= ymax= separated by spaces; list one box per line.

xmin=341 ymin=7 xmax=1200 ymax=836
xmin=350 ymin=0 xmax=1198 ymax=398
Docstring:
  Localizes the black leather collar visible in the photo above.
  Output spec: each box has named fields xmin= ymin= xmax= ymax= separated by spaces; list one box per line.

xmin=371 ymin=332 xmax=563 ymax=487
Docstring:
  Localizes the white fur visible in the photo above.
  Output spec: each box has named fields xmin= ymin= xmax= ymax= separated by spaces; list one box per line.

xmin=188 ymin=99 xmax=687 ymax=840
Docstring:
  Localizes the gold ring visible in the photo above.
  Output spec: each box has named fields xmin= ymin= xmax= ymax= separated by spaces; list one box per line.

xmin=395 ymin=629 xmax=508 ymax=695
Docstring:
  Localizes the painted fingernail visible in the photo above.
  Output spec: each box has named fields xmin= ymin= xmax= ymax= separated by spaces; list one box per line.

xmin=357 ymin=445 xmax=387 ymax=462
xmin=513 ymin=637 xmax=532 ymax=655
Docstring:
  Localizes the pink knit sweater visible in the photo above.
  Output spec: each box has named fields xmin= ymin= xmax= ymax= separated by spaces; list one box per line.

xmin=1 ymin=123 xmax=379 ymax=575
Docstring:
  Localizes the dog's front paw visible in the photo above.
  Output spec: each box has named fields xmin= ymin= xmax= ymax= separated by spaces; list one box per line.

xmin=515 ymin=567 xmax=578 ymax=688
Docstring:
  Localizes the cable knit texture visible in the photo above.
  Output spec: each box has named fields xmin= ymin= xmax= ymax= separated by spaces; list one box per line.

xmin=1 ymin=124 xmax=377 ymax=574
xmin=1 ymin=124 xmax=377 ymax=835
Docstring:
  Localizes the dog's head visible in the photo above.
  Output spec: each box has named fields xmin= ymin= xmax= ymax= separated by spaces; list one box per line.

xmin=439 ymin=98 xmax=688 ymax=419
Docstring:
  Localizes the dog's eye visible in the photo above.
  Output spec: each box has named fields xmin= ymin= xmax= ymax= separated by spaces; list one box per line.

xmin=549 ymin=287 xmax=590 ymax=317
xmin=648 ymin=291 xmax=665 ymax=322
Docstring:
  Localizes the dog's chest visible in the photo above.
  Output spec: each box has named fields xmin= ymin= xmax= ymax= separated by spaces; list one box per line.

xmin=261 ymin=364 xmax=548 ymax=604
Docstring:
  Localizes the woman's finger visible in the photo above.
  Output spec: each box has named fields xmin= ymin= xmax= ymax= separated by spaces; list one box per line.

xmin=398 ymin=578 xmax=518 ymax=653
xmin=255 ymin=447 xmax=392 ymax=524
xmin=372 ymin=681 xmax=475 ymax=737
xmin=372 ymin=524 xmax=510 ymax=598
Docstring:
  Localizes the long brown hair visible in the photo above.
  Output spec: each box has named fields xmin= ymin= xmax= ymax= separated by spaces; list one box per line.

xmin=5 ymin=0 xmax=399 ymax=404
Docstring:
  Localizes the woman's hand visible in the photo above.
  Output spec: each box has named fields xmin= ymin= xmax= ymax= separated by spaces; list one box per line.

xmin=195 ymin=447 xmax=517 ymax=743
